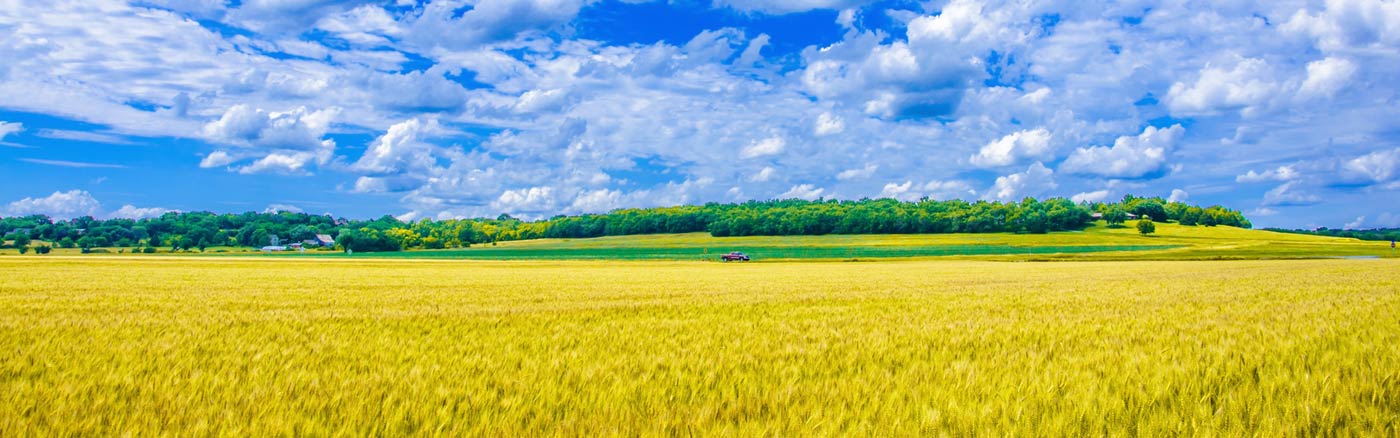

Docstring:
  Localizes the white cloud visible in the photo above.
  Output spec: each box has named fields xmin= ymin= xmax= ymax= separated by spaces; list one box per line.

xmin=1168 ymin=189 xmax=1190 ymax=203
xmin=570 ymin=189 xmax=623 ymax=214
xmin=921 ymin=180 xmax=978 ymax=201
xmin=1297 ymin=57 xmax=1358 ymax=100
xmin=35 ymin=129 xmax=136 ymax=145
xmin=1060 ymin=125 xmax=1183 ymax=179
xmin=987 ymin=162 xmax=1055 ymax=201
xmin=201 ymin=105 xmax=339 ymax=174
xmin=1071 ymin=190 xmax=1111 ymax=203
xmin=203 ymin=105 xmax=338 ymax=150
xmin=814 ymin=112 xmax=845 ymax=136
xmin=0 ymin=121 xmax=21 ymax=140
xmin=749 ymin=166 xmax=777 ymax=182
xmin=1341 ymin=148 xmax=1400 ymax=185
xmin=1263 ymin=181 xmax=1321 ymax=206
xmin=109 ymin=204 xmax=172 ymax=220
xmin=4 ymin=190 xmax=101 ymax=219
xmin=5 ymin=1 xmax=1400 ymax=229
xmin=970 ymin=128 xmax=1053 ymax=168
xmin=263 ymin=203 xmax=303 ymax=214
xmin=493 ymin=186 xmax=558 ymax=214
xmin=19 ymin=158 xmax=125 ymax=169
xmin=880 ymin=179 xmax=978 ymax=201
xmin=778 ymin=184 xmax=825 ymax=200
xmin=352 ymin=118 xmax=446 ymax=176
xmin=1344 ymin=216 xmax=1366 ymax=230
xmin=878 ymin=181 xmax=915 ymax=200
xmin=1282 ymin=0 xmax=1400 ymax=52
xmin=1166 ymin=57 xmax=1278 ymax=117
xmin=740 ymin=136 xmax=786 ymax=159
xmin=1236 ymin=165 xmax=1300 ymax=183
xmin=836 ymin=164 xmax=878 ymax=180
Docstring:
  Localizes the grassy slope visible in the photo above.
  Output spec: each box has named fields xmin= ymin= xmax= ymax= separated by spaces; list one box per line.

xmin=333 ymin=222 xmax=1397 ymax=260
xmin=3 ymin=222 xmax=1393 ymax=260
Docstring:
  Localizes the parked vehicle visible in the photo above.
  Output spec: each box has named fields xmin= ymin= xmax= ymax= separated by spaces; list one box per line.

xmin=720 ymin=251 xmax=750 ymax=261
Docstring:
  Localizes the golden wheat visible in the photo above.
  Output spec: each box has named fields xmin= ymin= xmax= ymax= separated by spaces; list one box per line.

xmin=1 ymin=257 xmax=1397 ymax=435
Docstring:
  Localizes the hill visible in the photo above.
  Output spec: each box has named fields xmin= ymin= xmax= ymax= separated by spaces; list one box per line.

xmin=268 ymin=222 xmax=1393 ymax=261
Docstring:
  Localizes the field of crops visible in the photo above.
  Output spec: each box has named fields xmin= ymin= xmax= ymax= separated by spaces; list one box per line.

xmin=3 ymin=257 xmax=1397 ymax=435
xmin=306 ymin=222 xmax=1397 ymax=260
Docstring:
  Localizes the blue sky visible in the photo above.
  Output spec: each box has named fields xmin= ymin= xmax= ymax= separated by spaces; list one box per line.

xmin=2 ymin=0 xmax=1399 ymax=228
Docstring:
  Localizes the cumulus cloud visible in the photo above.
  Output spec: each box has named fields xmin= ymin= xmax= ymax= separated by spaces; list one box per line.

xmin=263 ymin=203 xmax=304 ymax=214
xmin=749 ymin=166 xmax=777 ymax=182
xmin=493 ymin=186 xmax=559 ymax=214
xmin=1071 ymin=190 xmax=1111 ymax=204
xmin=109 ymin=204 xmax=173 ymax=220
xmin=3 ymin=190 xmax=173 ymax=220
xmin=740 ymin=136 xmax=786 ymax=159
xmin=836 ymin=164 xmax=878 ymax=180
xmin=7 ymin=1 xmax=1400 ymax=228
xmin=352 ymin=118 xmax=447 ymax=177
xmin=814 ymin=112 xmax=844 ymax=136
xmin=1297 ymin=57 xmax=1358 ymax=100
xmin=4 ymin=190 xmax=102 ymax=219
xmin=1282 ymin=0 xmax=1400 ymax=52
xmin=1166 ymin=58 xmax=1278 ymax=117
xmin=1263 ymin=181 xmax=1322 ymax=206
xmin=779 ymin=184 xmax=825 ymax=200
xmin=1236 ymin=165 xmax=1301 ymax=183
xmin=1344 ymin=215 xmax=1366 ymax=230
xmin=1168 ymin=189 xmax=1190 ymax=203
xmin=880 ymin=180 xmax=979 ymax=201
xmin=970 ymin=128 xmax=1053 ymax=168
xmin=1340 ymin=148 xmax=1400 ymax=185
xmin=201 ymin=105 xmax=339 ymax=174
xmin=987 ymin=162 xmax=1055 ymax=201
xmin=1060 ymin=125 xmax=1183 ymax=179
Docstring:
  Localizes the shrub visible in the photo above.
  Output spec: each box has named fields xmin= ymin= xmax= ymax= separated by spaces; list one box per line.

xmin=1137 ymin=219 xmax=1156 ymax=235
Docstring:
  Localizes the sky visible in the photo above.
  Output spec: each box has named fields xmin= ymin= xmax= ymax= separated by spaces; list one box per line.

xmin=1 ymin=0 xmax=1398 ymax=229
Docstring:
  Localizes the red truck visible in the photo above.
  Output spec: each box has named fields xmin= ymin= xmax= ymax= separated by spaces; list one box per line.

xmin=720 ymin=251 xmax=750 ymax=261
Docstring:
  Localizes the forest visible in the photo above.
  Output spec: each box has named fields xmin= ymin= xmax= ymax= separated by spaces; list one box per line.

xmin=0 ymin=195 xmax=1250 ymax=252
xmin=1266 ymin=227 xmax=1400 ymax=242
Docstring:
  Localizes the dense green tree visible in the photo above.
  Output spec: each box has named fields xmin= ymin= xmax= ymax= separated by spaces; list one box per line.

xmin=1137 ymin=219 xmax=1156 ymax=235
xmin=1104 ymin=207 xmax=1128 ymax=227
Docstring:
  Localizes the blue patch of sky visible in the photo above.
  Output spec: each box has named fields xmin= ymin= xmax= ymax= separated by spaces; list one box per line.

xmin=399 ymin=51 xmax=436 ymax=73
xmin=1133 ymin=94 xmax=1159 ymax=106
xmin=608 ymin=156 xmax=684 ymax=187
xmin=1146 ymin=115 xmax=1192 ymax=129
xmin=445 ymin=69 xmax=495 ymax=90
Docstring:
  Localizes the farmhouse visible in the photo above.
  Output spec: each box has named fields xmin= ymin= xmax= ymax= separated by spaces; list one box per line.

xmin=313 ymin=234 xmax=335 ymax=247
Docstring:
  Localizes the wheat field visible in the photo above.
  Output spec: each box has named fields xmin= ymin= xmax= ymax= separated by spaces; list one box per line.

xmin=2 ymin=257 xmax=1398 ymax=435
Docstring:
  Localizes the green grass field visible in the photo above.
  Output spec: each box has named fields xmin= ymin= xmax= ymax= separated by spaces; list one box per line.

xmin=2 ymin=257 xmax=1397 ymax=435
xmin=309 ymin=222 xmax=1395 ymax=260
xmin=4 ymin=222 xmax=1393 ymax=261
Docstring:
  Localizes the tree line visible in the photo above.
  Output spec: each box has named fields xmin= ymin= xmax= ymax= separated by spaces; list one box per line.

xmin=1266 ymin=227 xmax=1400 ymax=242
xmin=1 ymin=194 xmax=1250 ymax=253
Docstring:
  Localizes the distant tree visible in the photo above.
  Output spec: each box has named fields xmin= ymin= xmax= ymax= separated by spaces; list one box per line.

xmin=58 ymin=237 xmax=75 ymax=248
xmin=1104 ymin=207 xmax=1128 ymax=227
xmin=35 ymin=245 xmax=51 ymax=255
xmin=1137 ymin=219 xmax=1156 ymax=235
xmin=17 ymin=245 xmax=28 ymax=254
xmin=1131 ymin=201 xmax=1167 ymax=223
